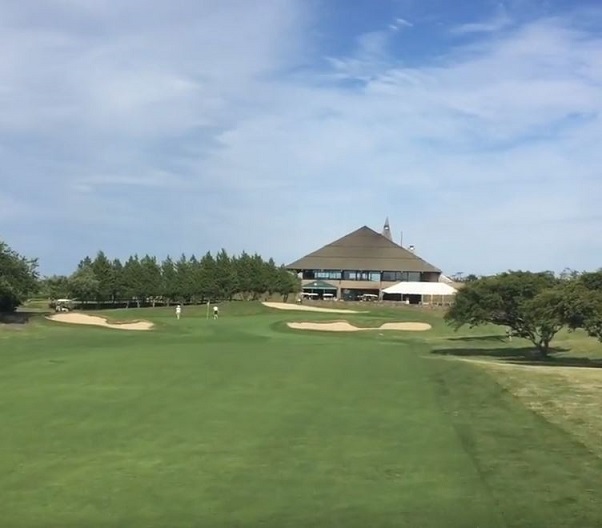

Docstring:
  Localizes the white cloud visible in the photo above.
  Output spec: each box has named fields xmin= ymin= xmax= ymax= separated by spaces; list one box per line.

xmin=396 ymin=17 xmax=413 ymax=27
xmin=451 ymin=5 xmax=512 ymax=34
xmin=201 ymin=16 xmax=602 ymax=274
xmin=1 ymin=1 xmax=601 ymax=276
xmin=389 ymin=17 xmax=414 ymax=31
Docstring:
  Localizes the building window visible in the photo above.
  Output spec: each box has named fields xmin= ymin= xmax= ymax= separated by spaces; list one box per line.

xmin=341 ymin=271 xmax=381 ymax=281
xmin=314 ymin=270 xmax=342 ymax=280
xmin=381 ymin=271 xmax=423 ymax=282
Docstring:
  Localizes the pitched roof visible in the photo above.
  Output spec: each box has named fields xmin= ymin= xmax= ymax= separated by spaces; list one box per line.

xmin=286 ymin=226 xmax=441 ymax=273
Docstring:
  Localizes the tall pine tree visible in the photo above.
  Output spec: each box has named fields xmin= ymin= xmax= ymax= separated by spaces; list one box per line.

xmin=199 ymin=252 xmax=218 ymax=302
xmin=122 ymin=255 xmax=143 ymax=307
xmin=91 ymin=251 xmax=113 ymax=303
xmin=140 ymin=255 xmax=162 ymax=307
xmin=215 ymin=249 xmax=237 ymax=301
xmin=161 ymin=256 xmax=178 ymax=305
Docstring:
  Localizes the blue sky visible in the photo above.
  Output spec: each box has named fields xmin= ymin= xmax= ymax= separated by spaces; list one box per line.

xmin=2 ymin=0 xmax=602 ymax=277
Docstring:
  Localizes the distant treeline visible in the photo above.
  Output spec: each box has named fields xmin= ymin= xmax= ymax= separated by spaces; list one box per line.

xmin=40 ymin=250 xmax=300 ymax=308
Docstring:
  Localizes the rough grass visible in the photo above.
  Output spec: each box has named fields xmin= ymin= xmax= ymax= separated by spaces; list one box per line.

xmin=2 ymin=302 xmax=602 ymax=527
xmin=428 ymin=314 xmax=602 ymax=462
xmin=463 ymin=360 xmax=602 ymax=459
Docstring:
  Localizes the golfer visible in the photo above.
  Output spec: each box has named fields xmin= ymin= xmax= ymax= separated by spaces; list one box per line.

xmin=213 ymin=305 xmax=219 ymax=319
xmin=176 ymin=304 xmax=182 ymax=320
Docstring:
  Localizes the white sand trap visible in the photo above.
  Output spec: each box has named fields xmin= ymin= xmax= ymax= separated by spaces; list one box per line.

xmin=379 ymin=322 xmax=432 ymax=331
xmin=262 ymin=302 xmax=364 ymax=314
xmin=47 ymin=313 xmax=154 ymax=331
xmin=288 ymin=321 xmax=361 ymax=332
xmin=287 ymin=321 xmax=431 ymax=332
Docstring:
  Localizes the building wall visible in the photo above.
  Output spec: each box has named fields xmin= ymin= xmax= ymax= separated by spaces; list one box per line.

xmin=301 ymin=279 xmax=397 ymax=290
xmin=302 ymin=270 xmax=441 ymax=282
xmin=301 ymin=270 xmax=442 ymax=300
xmin=301 ymin=279 xmax=401 ymax=299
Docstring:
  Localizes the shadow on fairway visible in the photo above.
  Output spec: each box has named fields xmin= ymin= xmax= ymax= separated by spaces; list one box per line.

xmin=447 ymin=335 xmax=507 ymax=343
xmin=432 ymin=346 xmax=602 ymax=368
xmin=0 ymin=311 xmax=38 ymax=325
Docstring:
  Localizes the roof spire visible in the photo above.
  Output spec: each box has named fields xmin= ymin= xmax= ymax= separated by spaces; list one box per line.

xmin=382 ymin=217 xmax=392 ymax=240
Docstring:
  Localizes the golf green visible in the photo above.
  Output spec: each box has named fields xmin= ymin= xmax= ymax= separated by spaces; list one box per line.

xmin=1 ymin=304 xmax=600 ymax=527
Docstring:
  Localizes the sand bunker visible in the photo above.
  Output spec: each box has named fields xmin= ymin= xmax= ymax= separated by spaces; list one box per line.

xmin=287 ymin=321 xmax=431 ymax=332
xmin=262 ymin=302 xmax=363 ymax=314
xmin=47 ymin=313 xmax=154 ymax=331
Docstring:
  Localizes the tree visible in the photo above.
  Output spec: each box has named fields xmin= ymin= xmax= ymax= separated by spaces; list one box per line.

xmin=249 ymin=253 xmax=269 ymax=300
xmin=139 ymin=255 xmax=162 ymax=306
xmin=68 ymin=266 xmax=100 ymax=306
xmin=77 ymin=256 xmax=93 ymax=271
xmin=582 ymin=300 xmax=602 ymax=341
xmin=91 ymin=251 xmax=114 ymax=303
xmin=556 ymin=277 xmax=602 ymax=342
xmin=577 ymin=272 xmax=602 ymax=340
xmin=186 ymin=255 xmax=201 ymax=303
xmin=187 ymin=255 xmax=202 ymax=302
xmin=558 ymin=267 xmax=580 ymax=281
xmin=263 ymin=258 xmax=278 ymax=299
xmin=450 ymin=272 xmax=480 ymax=283
xmin=198 ymin=252 xmax=218 ymax=301
xmin=161 ymin=256 xmax=178 ymax=305
xmin=0 ymin=241 xmax=38 ymax=312
xmin=122 ymin=255 xmax=143 ymax=307
xmin=60 ymin=248 xmax=303 ymax=308
xmin=276 ymin=266 xmax=300 ymax=302
xmin=110 ymin=259 xmax=125 ymax=303
xmin=577 ymin=270 xmax=602 ymax=291
xmin=235 ymin=251 xmax=254 ymax=300
xmin=215 ymin=249 xmax=237 ymax=301
xmin=444 ymin=271 xmax=564 ymax=357
xmin=39 ymin=275 xmax=70 ymax=300
xmin=174 ymin=254 xmax=192 ymax=303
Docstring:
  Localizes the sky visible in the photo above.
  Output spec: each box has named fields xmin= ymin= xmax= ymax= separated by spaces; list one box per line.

xmin=1 ymin=0 xmax=601 ymax=277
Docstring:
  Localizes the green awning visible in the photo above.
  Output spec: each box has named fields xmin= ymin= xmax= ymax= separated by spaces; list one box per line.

xmin=303 ymin=280 xmax=337 ymax=290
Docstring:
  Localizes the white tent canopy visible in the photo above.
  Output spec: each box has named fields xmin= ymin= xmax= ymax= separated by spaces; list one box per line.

xmin=382 ymin=282 xmax=457 ymax=296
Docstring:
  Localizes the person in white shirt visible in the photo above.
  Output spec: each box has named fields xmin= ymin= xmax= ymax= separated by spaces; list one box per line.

xmin=213 ymin=305 xmax=219 ymax=319
xmin=176 ymin=304 xmax=182 ymax=320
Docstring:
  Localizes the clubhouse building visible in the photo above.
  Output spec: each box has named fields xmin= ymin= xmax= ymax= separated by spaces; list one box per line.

xmin=286 ymin=219 xmax=449 ymax=303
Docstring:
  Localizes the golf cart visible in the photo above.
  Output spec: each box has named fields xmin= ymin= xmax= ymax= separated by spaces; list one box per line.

xmin=51 ymin=299 xmax=75 ymax=312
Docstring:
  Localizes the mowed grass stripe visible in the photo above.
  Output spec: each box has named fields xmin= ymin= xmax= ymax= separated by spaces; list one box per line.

xmin=1 ymin=319 xmax=500 ymax=527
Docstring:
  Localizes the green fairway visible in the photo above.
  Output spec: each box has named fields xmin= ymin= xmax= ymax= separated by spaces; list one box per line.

xmin=1 ymin=303 xmax=602 ymax=527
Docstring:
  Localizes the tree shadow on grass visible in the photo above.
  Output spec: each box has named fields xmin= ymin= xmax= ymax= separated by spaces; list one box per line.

xmin=447 ymin=335 xmax=507 ymax=343
xmin=0 ymin=311 xmax=37 ymax=325
xmin=432 ymin=346 xmax=602 ymax=369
